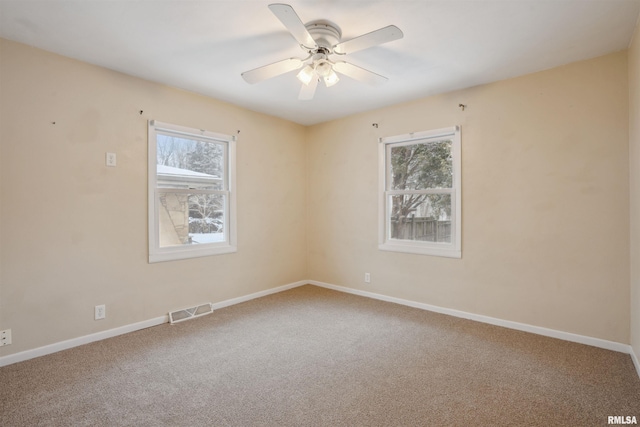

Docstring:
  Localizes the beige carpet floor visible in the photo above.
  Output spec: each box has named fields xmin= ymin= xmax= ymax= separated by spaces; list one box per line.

xmin=1 ymin=284 xmax=639 ymax=426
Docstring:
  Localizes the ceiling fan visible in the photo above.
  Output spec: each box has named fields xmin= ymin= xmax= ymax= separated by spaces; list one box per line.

xmin=241 ymin=3 xmax=404 ymax=100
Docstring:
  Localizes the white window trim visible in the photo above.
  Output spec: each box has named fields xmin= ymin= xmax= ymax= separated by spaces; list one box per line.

xmin=148 ymin=120 xmax=237 ymax=263
xmin=378 ymin=126 xmax=461 ymax=258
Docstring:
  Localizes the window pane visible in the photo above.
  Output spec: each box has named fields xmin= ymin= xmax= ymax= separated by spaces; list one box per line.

xmin=389 ymin=194 xmax=452 ymax=243
xmin=156 ymin=134 xmax=224 ymax=190
xmin=389 ymin=140 xmax=452 ymax=190
xmin=158 ymin=191 xmax=225 ymax=248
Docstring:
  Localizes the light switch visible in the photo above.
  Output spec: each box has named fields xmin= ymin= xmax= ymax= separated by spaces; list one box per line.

xmin=106 ymin=152 xmax=117 ymax=167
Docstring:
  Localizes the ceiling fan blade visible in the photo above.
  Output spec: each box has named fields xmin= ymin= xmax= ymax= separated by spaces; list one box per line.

xmin=241 ymin=58 xmax=303 ymax=84
xmin=333 ymin=25 xmax=403 ymax=55
xmin=333 ymin=61 xmax=388 ymax=86
xmin=298 ymin=76 xmax=319 ymax=100
xmin=268 ymin=4 xmax=318 ymax=49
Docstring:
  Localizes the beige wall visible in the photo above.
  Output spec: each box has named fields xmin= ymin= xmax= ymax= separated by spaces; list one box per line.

xmin=307 ymin=51 xmax=630 ymax=343
xmin=0 ymin=39 xmax=308 ymax=355
xmin=630 ymin=21 xmax=640 ymax=361
xmin=0 ymin=36 xmax=634 ymax=358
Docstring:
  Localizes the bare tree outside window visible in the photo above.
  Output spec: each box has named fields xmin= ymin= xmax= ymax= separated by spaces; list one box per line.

xmin=389 ymin=140 xmax=453 ymax=243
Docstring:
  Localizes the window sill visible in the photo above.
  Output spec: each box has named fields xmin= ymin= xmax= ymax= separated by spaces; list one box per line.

xmin=149 ymin=245 xmax=237 ymax=263
xmin=378 ymin=242 xmax=461 ymax=259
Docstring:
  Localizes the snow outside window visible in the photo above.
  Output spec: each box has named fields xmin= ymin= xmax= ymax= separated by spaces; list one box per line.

xmin=148 ymin=120 xmax=236 ymax=263
xmin=379 ymin=126 xmax=461 ymax=258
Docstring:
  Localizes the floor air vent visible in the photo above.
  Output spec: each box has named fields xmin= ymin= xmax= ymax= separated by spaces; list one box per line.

xmin=169 ymin=303 xmax=213 ymax=324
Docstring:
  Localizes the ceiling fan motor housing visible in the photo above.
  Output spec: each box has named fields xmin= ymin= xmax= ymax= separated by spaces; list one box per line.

xmin=305 ymin=20 xmax=341 ymax=50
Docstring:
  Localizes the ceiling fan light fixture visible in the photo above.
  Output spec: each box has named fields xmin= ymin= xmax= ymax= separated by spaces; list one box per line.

xmin=314 ymin=60 xmax=332 ymax=77
xmin=296 ymin=65 xmax=315 ymax=85
xmin=324 ymin=69 xmax=339 ymax=87
xmin=242 ymin=4 xmax=404 ymax=101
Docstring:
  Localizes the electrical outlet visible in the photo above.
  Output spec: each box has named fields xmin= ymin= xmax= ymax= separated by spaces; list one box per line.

xmin=364 ymin=273 xmax=371 ymax=283
xmin=1 ymin=329 xmax=12 ymax=346
xmin=95 ymin=305 xmax=106 ymax=320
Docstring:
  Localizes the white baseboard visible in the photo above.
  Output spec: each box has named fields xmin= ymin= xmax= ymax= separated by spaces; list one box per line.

xmin=211 ymin=280 xmax=307 ymax=310
xmin=0 ymin=280 xmax=308 ymax=368
xmin=1 ymin=279 xmax=635 ymax=377
xmin=631 ymin=346 xmax=640 ymax=379
xmin=308 ymin=280 xmax=633 ymax=355
xmin=0 ymin=316 xmax=168 ymax=368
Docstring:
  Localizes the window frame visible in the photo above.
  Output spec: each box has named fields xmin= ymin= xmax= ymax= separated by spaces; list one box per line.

xmin=148 ymin=120 xmax=237 ymax=263
xmin=378 ymin=126 xmax=461 ymax=258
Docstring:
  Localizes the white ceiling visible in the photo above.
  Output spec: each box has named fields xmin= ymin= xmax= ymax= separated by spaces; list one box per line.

xmin=1 ymin=0 xmax=639 ymax=126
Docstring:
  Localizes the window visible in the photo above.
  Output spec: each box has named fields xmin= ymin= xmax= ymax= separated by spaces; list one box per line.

xmin=148 ymin=120 xmax=236 ymax=263
xmin=379 ymin=126 xmax=461 ymax=258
